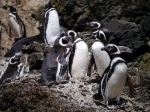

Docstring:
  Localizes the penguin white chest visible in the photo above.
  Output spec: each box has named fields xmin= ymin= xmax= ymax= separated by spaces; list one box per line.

xmin=9 ymin=16 xmax=21 ymax=37
xmin=71 ymin=41 xmax=88 ymax=79
xmin=106 ymin=63 xmax=127 ymax=100
xmin=92 ymin=42 xmax=110 ymax=76
xmin=45 ymin=10 xmax=60 ymax=46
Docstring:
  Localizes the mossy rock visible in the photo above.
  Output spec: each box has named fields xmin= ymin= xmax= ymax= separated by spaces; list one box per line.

xmin=134 ymin=53 xmax=150 ymax=71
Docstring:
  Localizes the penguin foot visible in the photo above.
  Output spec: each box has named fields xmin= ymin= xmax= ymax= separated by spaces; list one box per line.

xmin=116 ymin=98 xmax=128 ymax=109
xmin=107 ymin=105 xmax=117 ymax=110
xmin=87 ymin=76 xmax=101 ymax=83
xmin=56 ymin=80 xmax=69 ymax=84
xmin=120 ymin=102 xmax=126 ymax=108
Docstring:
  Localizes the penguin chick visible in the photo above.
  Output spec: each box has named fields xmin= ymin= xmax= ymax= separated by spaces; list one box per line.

xmin=38 ymin=34 xmax=73 ymax=86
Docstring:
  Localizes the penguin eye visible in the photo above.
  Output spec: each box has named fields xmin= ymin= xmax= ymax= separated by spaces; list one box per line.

xmin=94 ymin=23 xmax=98 ymax=27
xmin=107 ymin=46 xmax=112 ymax=50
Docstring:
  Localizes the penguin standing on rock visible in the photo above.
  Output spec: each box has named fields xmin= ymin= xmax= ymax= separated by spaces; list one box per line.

xmin=3 ymin=5 xmax=26 ymax=42
xmin=68 ymin=30 xmax=89 ymax=81
xmin=43 ymin=1 xmax=60 ymax=46
xmin=38 ymin=34 xmax=73 ymax=86
xmin=0 ymin=52 xmax=24 ymax=84
xmin=93 ymin=44 xmax=132 ymax=109
xmin=86 ymin=21 xmax=110 ymax=77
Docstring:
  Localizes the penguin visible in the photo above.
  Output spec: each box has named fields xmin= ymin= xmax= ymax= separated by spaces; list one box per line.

xmin=93 ymin=44 xmax=132 ymax=109
xmin=68 ymin=30 xmax=89 ymax=81
xmin=38 ymin=33 xmax=73 ymax=86
xmin=4 ymin=23 xmax=43 ymax=57
xmin=43 ymin=1 xmax=60 ymax=46
xmin=3 ymin=5 xmax=26 ymax=42
xmin=86 ymin=21 xmax=111 ymax=77
xmin=0 ymin=52 xmax=24 ymax=84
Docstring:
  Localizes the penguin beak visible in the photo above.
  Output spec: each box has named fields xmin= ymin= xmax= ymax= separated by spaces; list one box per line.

xmin=101 ymin=47 xmax=108 ymax=51
xmin=118 ymin=46 xmax=132 ymax=53
xmin=62 ymin=36 xmax=70 ymax=44
xmin=86 ymin=22 xmax=90 ymax=26
xmin=2 ymin=5 xmax=7 ymax=10
xmin=14 ymin=52 xmax=22 ymax=59
xmin=86 ymin=22 xmax=93 ymax=27
xmin=68 ymin=35 xmax=74 ymax=43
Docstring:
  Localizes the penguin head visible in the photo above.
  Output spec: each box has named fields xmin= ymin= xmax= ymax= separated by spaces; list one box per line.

xmin=9 ymin=52 xmax=22 ymax=65
xmin=99 ymin=27 xmax=110 ymax=44
xmin=68 ymin=30 xmax=77 ymax=42
xmin=45 ymin=0 xmax=52 ymax=12
xmin=54 ymin=34 xmax=72 ymax=47
xmin=96 ymin=30 xmax=108 ymax=44
xmin=86 ymin=21 xmax=101 ymax=30
xmin=102 ymin=44 xmax=132 ymax=55
xmin=7 ymin=6 xmax=17 ymax=13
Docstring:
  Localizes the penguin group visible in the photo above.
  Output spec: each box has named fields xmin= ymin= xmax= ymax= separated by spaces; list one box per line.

xmin=0 ymin=0 xmax=134 ymax=110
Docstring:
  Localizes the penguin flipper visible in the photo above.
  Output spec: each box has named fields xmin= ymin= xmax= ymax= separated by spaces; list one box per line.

xmin=126 ymin=74 xmax=134 ymax=96
xmin=99 ymin=65 xmax=112 ymax=100
xmin=4 ymin=35 xmax=41 ymax=57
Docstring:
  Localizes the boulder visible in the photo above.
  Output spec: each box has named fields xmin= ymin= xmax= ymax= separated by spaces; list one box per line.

xmin=106 ymin=19 xmax=147 ymax=60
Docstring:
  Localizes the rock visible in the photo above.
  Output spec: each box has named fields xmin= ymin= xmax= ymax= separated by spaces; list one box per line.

xmin=141 ymin=16 xmax=150 ymax=38
xmin=74 ymin=13 xmax=92 ymax=32
xmin=106 ymin=18 xmax=147 ymax=60
xmin=0 ymin=77 xmax=95 ymax=112
xmin=28 ymin=52 xmax=44 ymax=70
xmin=72 ymin=6 xmax=84 ymax=19
xmin=132 ymin=53 xmax=150 ymax=71
xmin=21 ymin=41 xmax=46 ymax=54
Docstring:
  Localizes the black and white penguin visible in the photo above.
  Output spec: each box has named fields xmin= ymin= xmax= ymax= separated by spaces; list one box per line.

xmin=3 ymin=5 xmax=26 ymax=42
xmin=93 ymin=44 xmax=132 ymax=109
xmin=68 ymin=30 xmax=89 ymax=81
xmin=0 ymin=52 xmax=24 ymax=84
xmin=43 ymin=1 xmax=60 ymax=46
xmin=86 ymin=21 xmax=110 ymax=77
xmin=38 ymin=34 xmax=73 ymax=86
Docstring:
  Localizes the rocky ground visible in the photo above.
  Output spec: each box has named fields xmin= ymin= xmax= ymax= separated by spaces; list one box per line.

xmin=0 ymin=0 xmax=150 ymax=112
xmin=0 ymin=53 xmax=150 ymax=112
